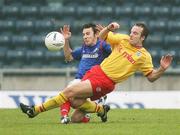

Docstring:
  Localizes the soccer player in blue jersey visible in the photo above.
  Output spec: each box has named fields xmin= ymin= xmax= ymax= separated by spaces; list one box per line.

xmin=60 ymin=23 xmax=111 ymax=123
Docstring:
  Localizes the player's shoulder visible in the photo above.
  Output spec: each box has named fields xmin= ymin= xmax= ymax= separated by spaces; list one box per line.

xmin=141 ymin=47 xmax=152 ymax=59
xmin=98 ymin=39 xmax=109 ymax=46
xmin=119 ymin=34 xmax=130 ymax=41
xmin=109 ymin=32 xmax=129 ymax=39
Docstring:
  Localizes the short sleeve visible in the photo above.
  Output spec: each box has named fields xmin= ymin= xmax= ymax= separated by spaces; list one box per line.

xmin=139 ymin=53 xmax=154 ymax=76
xmin=106 ymin=32 xmax=129 ymax=48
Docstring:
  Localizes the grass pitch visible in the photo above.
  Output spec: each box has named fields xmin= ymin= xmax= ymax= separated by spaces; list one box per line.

xmin=0 ymin=109 xmax=180 ymax=135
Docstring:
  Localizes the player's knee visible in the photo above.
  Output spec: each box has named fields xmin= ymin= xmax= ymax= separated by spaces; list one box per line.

xmin=71 ymin=113 xmax=84 ymax=123
xmin=70 ymin=98 xmax=86 ymax=109
xmin=63 ymin=87 xmax=77 ymax=99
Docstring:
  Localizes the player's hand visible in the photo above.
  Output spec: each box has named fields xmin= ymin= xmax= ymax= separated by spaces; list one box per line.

xmin=96 ymin=24 xmax=105 ymax=32
xmin=160 ymin=54 xmax=173 ymax=70
xmin=60 ymin=25 xmax=71 ymax=40
xmin=107 ymin=22 xmax=120 ymax=31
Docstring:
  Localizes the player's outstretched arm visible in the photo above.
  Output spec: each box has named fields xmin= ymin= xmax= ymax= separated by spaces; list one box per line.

xmin=147 ymin=54 xmax=173 ymax=82
xmin=60 ymin=25 xmax=73 ymax=62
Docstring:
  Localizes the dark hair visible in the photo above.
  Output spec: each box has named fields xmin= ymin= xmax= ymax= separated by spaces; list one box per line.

xmin=82 ymin=23 xmax=98 ymax=34
xmin=134 ymin=22 xmax=149 ymax=40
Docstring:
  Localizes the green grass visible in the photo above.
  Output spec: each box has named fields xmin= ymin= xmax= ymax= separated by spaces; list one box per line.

xmin=0 ymin=109 xmax=180 ymax=135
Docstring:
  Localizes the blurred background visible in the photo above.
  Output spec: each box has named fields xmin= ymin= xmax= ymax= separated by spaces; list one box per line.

xmin=0 ymin=0 xmax=180 ymax=91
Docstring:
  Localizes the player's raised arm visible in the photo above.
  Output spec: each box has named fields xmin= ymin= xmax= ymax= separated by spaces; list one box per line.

xmin=60 ymin=25 xmax=73 ymax=62
xmin=99 ymin=22 xmax=120 ymax=41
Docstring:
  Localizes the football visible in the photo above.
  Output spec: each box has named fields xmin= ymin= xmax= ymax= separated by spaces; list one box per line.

xmin=45 ymin=31 xmax=65 ymax=51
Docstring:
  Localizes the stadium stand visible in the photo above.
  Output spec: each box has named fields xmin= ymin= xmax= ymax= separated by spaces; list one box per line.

xmin=0 ymin=0 xmax=179 ymax=69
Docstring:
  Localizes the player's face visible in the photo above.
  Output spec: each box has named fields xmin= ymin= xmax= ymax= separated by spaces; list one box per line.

xmin=82 ymin=28 xmax=97 ymax=46
xmin=129 ymin=26 xmax=144 ymax=46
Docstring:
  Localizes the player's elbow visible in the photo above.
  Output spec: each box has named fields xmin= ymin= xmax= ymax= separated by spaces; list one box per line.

xmin=147 ymin=75 xmax=158 ymax=82
xmin=147 ymin=78 xmax=155 ymax=83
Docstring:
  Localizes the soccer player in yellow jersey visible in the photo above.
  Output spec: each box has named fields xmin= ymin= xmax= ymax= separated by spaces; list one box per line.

xmin=20 ymin=22 xmax=173 ymax=123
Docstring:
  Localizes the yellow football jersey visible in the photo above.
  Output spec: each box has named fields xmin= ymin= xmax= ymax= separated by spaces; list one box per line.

xmin=100 ymin=32 xmax=153 ymax=83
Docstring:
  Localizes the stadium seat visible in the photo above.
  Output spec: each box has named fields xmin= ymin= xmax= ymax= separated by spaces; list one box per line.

xmin=71 ymin=20 xmax=86 ymax=34
xmin=115 ymin=6 xmax=133 ymax=18
xmin=45 ymin=51 xmax=64 ymax=61
xmin=0 ymin=35 xmax=12 ymax=47
xmin=0 ymin=47 xmax=7 ymax=68
xmin=159 ymin=50 xmax=176 ymax=56
xmin=171 ymin=6 xmax=180 ymax=19
xmin=148 ymin=0 xmax=171 ymax=5
xmin=61 ymin=0 xmax=77 ymax=6
xmin=175 ymin=0 xmax=180 ymax=6
xmin=52 ymin=19 xmax=70 ymax=32
xmin=148 ymin=20 xmax=167 ymax=33
xmin=62 ymin=0 xmax=89 ymax=6
xmin=26 ymin=50 xmax=44 ymax=60
xmin=6 ymin=50 xmax=25 ymax=61
xmin=76 ymin=6 xmax=95 ymax=19
xmin=70 ymin=36 xmax=83 ymax=48
xmin=95 ymin=6 xmax=113 ymax=18
xmin=39 ymin=6 xmax=49 ymax=17
xmin=117 ymin=20 xmax=130 ymax=32
xmin=134 ymin=6 xmax=152 ymax=17
xmin=40 ymin=5 xmax=75 ymax=20
xmin=45 ymin=51 xmax=66 ymax=67
xmin=11 ymin=35 xmax=29 ymax=50
xmin=0 ymin=47 xmax=7 ymax=60
xmin=60 ymin=6 xmax=76 ymax=17
xmin=132 ymin=6 xmax=152 ymax=22
xmin=19 ymin=6 xmax=39 ymax=19
xmin=39 ymin=5 xmax=63 ymax=19
xmin=25 ymin=50 xmax=45 ymax=68
xmin=167 ymin=21 xmax=180 ymax=33
xmin=0 ymin=61 xmax=5 ymax=68
xmin=145 ymin=35 xmax=164 ymax=49
xmin=174 ymin=50 xmax=180 ymax=68
xmin=16 ymin=20 xmax=34 ymax=33
xmin=34 ymin=20 xmax=54 ymax=34
xmin=0 ymin=20 xmax=15 ymax=32
xmin=164 ymin=35 xmax=180 ymax=49
xmin=152 ymin=6 xmax=170 ymax=19
xmin=6 ymin=50 xmax=26 ymax=68
xmin=30 ymin=35 xmax=46 ymax=50
xmin=4 ymin=0 xmax=46 ymax=5
xmin=2 ymin=5 xmax=19 ymax=19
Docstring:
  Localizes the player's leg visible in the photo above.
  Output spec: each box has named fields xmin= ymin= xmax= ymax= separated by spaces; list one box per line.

xmin=70 ymin=97 xmax=108 ymax=123
xmin=60 ymin=79 xmax=81 ymax=124
xmin=60 ymin=102 xmax=71 ymax=124
xmin=71 ymin=109 xmax=90 ymax=123
xmin=70 ymin=97 xmax=110 ymax=122
xmin=20 ymin=66 xmax=114 ymax=120
xmin=37 ymin=80 xmax=92 ymax=112
xmin=20 ymin=80 xmax=104 ymax=118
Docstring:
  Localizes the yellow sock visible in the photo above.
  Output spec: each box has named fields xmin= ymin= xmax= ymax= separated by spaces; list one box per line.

xmin=35 ymin=92 xmax=68 ymax=113
xmin=78 ymin=100 xmax=104 ymax=114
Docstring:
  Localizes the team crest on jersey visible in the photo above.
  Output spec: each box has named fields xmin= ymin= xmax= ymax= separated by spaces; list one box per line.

xmin=96 ymin=87 xmax=102 ymax=92
xmin=136 ymin=51 xmax=141 ymax=57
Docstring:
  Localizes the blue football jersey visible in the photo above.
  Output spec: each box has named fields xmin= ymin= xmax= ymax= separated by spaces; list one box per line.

xmin=72 ymin=39 xmax=111 ymax=79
